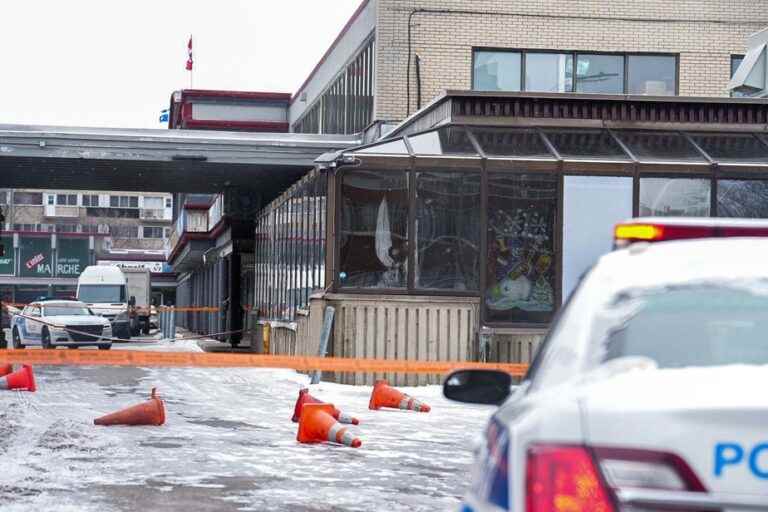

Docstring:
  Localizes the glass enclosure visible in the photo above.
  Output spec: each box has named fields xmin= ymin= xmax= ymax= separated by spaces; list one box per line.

xmin=254 ymin=124 xmax=768 ymax=326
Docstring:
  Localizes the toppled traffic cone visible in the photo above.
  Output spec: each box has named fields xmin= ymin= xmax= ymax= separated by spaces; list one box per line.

xmin=0 ymin=364 xmax=36 ymax=392
xmin=291 ymin=388 xmax=360 ymax=425
xmin=369 ymin=379 xmax=430 ymax=412
xmin=297 ymin=403 xmax=361 ymax=448
xmin=0 ymin=363 xmax=12 ymax=377
xmin=94 ymin=387 xmax=165 ymax=426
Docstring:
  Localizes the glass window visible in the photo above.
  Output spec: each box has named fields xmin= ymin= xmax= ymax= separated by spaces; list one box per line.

xmin=639 ymin=178 xmax=711 ymax=217
xmin=0 ymin=191 xmax=6 ymax=205
xmin=616 ymin=130 xmax=706 ymax=162
xmin=406 ymin=127 xmax=477 ymax=156
xmin=82 ymin=194 xmax=98 ymax=207
xmin=143 ymin=226 xmax=163 ymax=239
xmin=688 ymin=133 xmax=768 ymax=164
xmin=471 ymin=127 xmax=553 ymax=158
xmin=14 ymin=192 xmax=42 ymax=205
xmin=415 ymin=171 xmax=481 ymax=291
xmin=717 ymin=180 xmax=768 ymax=218
xmin=355 ymin=138 xmax=410 ymax=155
xmin=543 ymin=129 xmax=629 ymax=160
xmin=525 ymin=53 xmax=573 ymax=93
xmin=627 ymin=55 xmax=677 ymax=95
xmin=575 ymin=54 xmax=624 ymax=94
xmin=473 ymin=51 xmax=522 ymax=91
xmin=110 ymin=196 xmax=119 ymax=207
xmin=339 ymin=170 xmax=409 ymax=288
xmin=144 ymin=196 xmax=164 ymax=209
xmin=563 ymin=176 xmax=633 ymax=301
xmin=731 ymin=55 xmax=746 ymax=98
xmin=486 ymin=173 xmax=557 ymax=323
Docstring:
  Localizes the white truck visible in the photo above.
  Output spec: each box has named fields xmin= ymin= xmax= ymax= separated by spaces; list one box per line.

xmin=122 ymin=267 xmax=152 ymax=336
xmin=76 ymin=265 xmax=131 ymax=340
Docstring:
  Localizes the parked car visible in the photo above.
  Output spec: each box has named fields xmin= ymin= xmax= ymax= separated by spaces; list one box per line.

xmin=447 ymin=224 xmax=768 ymax=511
xmin=11 ymin=299 xmax=112 ymax=350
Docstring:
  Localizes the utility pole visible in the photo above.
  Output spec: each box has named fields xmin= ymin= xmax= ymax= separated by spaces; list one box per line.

xmin=0 ymin=205 xmax=6 ymax=348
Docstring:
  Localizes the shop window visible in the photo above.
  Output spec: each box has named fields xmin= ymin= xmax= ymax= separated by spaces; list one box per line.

xmin=415 ymin=171 xmax=481 ymax=291
xmin=616 ymin=130 xmax=705 ymax=162
xmin=471 ymin=127 xmax=553 ymax=158
xmin=485 ymin=173 xmax=557 ymax=324
xmin=525 ymin=53 xmax=573 ymax=92
xmin=717 ymin=180 xmax=768 ymax=218
xmin=14 ymin=192 xmax=43 ymax=205
xmin=563 ymin=176 xmax=633 ymax=301
xmin=575 ymin=54 xmax=624 ymax=94
xmin=627 ymin=55 xmax=677 ymax=95
xmin=639 ymin=178 xmax=711 ymax=217
xmin=339 ymin=170 xmax=409 ymax=289
xmin=688 ymin=133 xmax=768 ymax=164
xmin=543 ymin=129 xmax=629 ymax=160
xmin=473 ymin=51 xmax=522 ymax=91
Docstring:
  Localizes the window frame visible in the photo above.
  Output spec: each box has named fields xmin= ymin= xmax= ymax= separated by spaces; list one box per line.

xmin=471 ymin=48 xmax=679 ymax=96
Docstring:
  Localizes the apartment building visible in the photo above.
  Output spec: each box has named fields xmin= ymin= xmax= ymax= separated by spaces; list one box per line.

xmin=290 ymin=0 xmax=768 ymax=137
xmin=0 ymin=189 xmax=173 ymax=303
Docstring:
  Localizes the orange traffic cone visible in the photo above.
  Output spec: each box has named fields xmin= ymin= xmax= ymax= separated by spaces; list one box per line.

xmin=94 ymin=387 xmax=166 ymax=426
xmin=0 ymin=363 xmax=12 ymax=377
xmin=297 ymin=403 xmax=361 ymax=448
xmin=369 ymin=379 xmax=430 ymax=412
xmin=291 ymin=388 xmax=360 ymax=425
xmin=0 ymin=364 xmax=36 ymax=392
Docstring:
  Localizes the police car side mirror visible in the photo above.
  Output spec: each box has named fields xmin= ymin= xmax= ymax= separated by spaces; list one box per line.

xmin=443 ymin=369 xmax=513 ymax=406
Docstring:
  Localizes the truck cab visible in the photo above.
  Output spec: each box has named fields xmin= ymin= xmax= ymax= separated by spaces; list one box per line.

xmin=76 ymin=265 xmax=130 ymax=340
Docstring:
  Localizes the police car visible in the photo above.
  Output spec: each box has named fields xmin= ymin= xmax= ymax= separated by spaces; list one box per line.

xmin=446 ymin=218 xmax=768 ymax=511
xmin=11 ymin=299 xmax=113 ymax=350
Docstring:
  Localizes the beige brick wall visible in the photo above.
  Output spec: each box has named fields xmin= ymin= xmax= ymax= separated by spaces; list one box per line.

xmin=375 ymin=0 xmax=768 ymax=121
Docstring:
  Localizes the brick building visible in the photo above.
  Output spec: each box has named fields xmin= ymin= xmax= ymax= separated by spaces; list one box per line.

xmin=291 ymin=0 xmax=768 ymax=136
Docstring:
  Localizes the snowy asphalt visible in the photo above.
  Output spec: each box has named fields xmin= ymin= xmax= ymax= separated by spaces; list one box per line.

xmin=0 ymin=332 xmax=492 ymax=511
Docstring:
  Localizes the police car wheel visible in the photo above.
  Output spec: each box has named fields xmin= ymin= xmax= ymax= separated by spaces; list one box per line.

xmin=41 ymin=328 xmax=53 ymax=349
xmin=12 ymin=327 xmax=24 ymax=349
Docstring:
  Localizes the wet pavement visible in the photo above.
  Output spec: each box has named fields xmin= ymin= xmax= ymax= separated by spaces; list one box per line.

xmin=0 ymin=333 xmax=492 ymax=511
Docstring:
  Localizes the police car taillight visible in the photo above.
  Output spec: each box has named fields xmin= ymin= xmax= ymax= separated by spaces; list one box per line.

xmin=526 ymin=445 xmax=706 ymax=511
xmin=614 ymin=219 xmax=768 ymax=248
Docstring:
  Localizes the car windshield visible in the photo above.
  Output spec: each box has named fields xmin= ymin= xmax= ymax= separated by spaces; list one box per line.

xmin=601 ymin=285 xmax=768 ymax=368
xmin=43 ymin=305 xmax=92 ymax=316
xmin=78 ymin=285 xmax=125 ymax=303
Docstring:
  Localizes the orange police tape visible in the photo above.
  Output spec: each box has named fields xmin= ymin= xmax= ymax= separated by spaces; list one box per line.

xmin=0 ymin=349 xmax=529 ymax=377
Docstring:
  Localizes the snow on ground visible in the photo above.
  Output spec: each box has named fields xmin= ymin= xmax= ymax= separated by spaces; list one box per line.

xmin=0 ymin=333 xmax=493 ymax=511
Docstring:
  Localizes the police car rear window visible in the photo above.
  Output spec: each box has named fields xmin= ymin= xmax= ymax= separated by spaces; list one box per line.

xmin=602 ymin=285 xmax=768 ymax=368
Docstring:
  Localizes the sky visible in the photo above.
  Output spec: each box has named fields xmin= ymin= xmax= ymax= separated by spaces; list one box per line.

xmin=0 ymin=0 xmax=362 ymax=129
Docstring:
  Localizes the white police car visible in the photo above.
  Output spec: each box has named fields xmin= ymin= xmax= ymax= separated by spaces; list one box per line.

xmin=446 ymin=220 xmax=768 ymax=511
xmin=11 ymin=299 xmax=113 ymax=350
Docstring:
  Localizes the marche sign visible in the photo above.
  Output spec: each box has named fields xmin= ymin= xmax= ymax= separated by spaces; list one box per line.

xmin=19 ymin=237 xmax=53 ymax=278
xmin=56 ymin=238 xmax=90 ymax=277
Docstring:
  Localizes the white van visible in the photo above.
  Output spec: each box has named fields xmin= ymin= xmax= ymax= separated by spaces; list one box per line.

xmin=76 ymin=265 xmax=131 ymax=340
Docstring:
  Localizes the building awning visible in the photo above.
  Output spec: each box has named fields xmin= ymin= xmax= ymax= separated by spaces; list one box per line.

xmin=339 ymin=124 xmax=768 ymax=166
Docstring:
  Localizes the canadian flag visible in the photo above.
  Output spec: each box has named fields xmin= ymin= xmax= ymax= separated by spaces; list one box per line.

xmin=185 ymin=35 xmax=193 ymax=71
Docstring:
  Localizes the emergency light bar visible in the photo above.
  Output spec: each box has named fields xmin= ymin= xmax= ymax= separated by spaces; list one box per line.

xmin=614 ymin=217 xmax=768 ymax=248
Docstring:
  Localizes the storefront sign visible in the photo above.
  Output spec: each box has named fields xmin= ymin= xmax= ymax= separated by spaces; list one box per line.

xmin=97 ymin=260 xmax=167 ymax=273
xmin=0 ymin=235 xmax=14 ymax=275
xmin=19 ymin=237 xmax=53 ymax=278
xmin=57 ymin=238 xmax=90 ymax=277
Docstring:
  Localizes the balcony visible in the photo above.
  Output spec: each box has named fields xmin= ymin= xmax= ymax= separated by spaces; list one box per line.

xmin=140 ymin=208 xmax=172 ymax=221
xmin=166 ymin=195 xmax=226 ymax=272
xmin=44 ymin=205 xmax=80 ymax=218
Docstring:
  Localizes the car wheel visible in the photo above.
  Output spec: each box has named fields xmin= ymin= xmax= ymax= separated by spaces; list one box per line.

xmin=98 ymin=343 xmax=111 ymax=350
xmin=12 ymin=327 xmax=25 ymax=349
xmin=41 ymin=328 xmax=53 ymax=349
xmin=141 ymin=322 xmax=150 ymax=335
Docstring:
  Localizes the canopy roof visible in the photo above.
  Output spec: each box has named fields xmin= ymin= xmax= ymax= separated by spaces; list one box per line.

xmin=346 ymin=124 xmax=768 ymax=166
